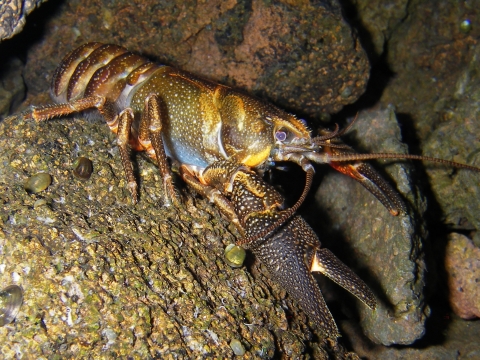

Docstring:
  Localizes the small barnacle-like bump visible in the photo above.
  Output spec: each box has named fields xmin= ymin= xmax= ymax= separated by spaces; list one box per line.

xmin=224 ymin=244 xmax=246 ymax=268
xmin=0 ymin=285 xmax=23 ymax=326
xmin=25 ymin=173 xmax=52 ymax=193
xmin=33 ymin=199 xmax=47 ymax=208
xmin=340 ymin=86 xmax=353 ymax=98
xmin=72 ymin=157 xmax=93 ymax=180
xmin=460 ymin=19 xmax=472 ymax=33
xmin=229 ymin=339 xmax=246 ymax=356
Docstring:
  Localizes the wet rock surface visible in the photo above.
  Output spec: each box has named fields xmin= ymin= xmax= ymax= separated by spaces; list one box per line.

xmin=310 ymin=107 xmax=428 ymax=345
xmin=445 ymin=233 xmax=480 ymax=320
xmin=344 ymin=313 xmax=480 ymax=359
xmin=420 ymin=44 xmax=480 ymax=232
xmin=348 ymin=0 xmax=409 ymax=56
xmin=19 ymin=0 xmax=369 ymax=119
xmin=0 ymin=57 xmax=24 ymax=118
xmin=0 ymin=0 xmax=479 ymax=358
xmin=381 ymin=1 xmax=478 ymax=142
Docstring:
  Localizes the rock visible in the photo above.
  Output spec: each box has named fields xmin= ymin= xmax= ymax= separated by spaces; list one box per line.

xmin=0 ymin=0 xmax=47 ymax=42
xmin=21 ymin=0 xmax=369 ymax=118
xmin=381 ymin=0 xmax=479 ymax=143
xmin=0 ymin=110 xmax=351 ymax=358
xmin=348 ymin=0 xmax=409 ymax=56
xmin=343 ymin=312 xmax=480 ymax=359
xmin=445 ymin=233 xmax=480 ymax=319
xmin=311 ymin=106 xmax=428 ymax=345
xmin=421 ymin=45 xmax=480 ymax=232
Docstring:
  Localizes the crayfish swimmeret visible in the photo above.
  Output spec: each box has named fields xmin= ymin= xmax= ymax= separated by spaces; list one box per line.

xmin=25 ymin=43 xmax=479 ymax=338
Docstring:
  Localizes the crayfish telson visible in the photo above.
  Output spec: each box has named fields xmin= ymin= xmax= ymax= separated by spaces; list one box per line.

xmin=24 ymin=43 xmax=480 ymax=337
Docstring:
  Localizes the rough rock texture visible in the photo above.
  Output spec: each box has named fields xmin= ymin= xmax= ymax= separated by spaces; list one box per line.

xmin=420 ymin=44 xmax=480 ymax=232
xmin=1 ymin=114 xmax=346 ymax=358
xmin=0 ymin=0 xmax=47 ymax=41
xmin=311 ymin=106 xmax=428 ymax=345
xmin=445 ymin=233 xmax=480 ymax=319
xmin=20 ymin=0 xmax=369 ymax=119
xmin=381 ymin=0 xmax=478 ymax=144
xmin=0 ymin=0 xmax=479 ymax=357
xmin=343 ymin=313 xmax=480 ymax=359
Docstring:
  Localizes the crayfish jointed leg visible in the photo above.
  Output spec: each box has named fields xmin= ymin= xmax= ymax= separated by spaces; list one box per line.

xmin=27 ymin=92 xmax=179 ymax=206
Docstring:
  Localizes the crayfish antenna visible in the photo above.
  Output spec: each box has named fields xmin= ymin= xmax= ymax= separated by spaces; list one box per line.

xmin=319 ymin=152 xmax=480 ymax=173
xmin=312 ymin=112 xmax=360 ymax=143
xmin=305 ymin=150 xmax=480 ymax=216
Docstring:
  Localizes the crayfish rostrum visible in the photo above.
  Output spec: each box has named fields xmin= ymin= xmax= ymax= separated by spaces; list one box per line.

xmin=23 ymin=43 xmax=480 ymax=338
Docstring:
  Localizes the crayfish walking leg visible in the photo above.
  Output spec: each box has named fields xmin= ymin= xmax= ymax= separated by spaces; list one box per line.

xmin=28 ymin=92 xmax=179 ymax=206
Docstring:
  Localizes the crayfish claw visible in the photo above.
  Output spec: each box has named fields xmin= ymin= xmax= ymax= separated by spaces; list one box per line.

xmin=312 ymin=248 xmax=377 ymax=310
xmin=251 ymin=216 xmax=341 ymax=338
xmin=326 ymin=159 xmax=406 ymax=216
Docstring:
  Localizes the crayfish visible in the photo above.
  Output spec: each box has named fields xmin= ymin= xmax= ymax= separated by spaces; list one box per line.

xmin=24 ymin=43 xmax=480 ymax=338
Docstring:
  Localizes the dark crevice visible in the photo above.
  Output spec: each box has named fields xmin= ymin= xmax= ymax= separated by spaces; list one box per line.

xmin=0 ymin=0 xmax=65 ymax=64
xmin=332 ymin=0 xmax=396 ymax=125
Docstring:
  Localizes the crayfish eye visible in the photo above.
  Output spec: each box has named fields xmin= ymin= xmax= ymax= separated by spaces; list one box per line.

xmin=275 ymin=130 xmax=287 ymax=142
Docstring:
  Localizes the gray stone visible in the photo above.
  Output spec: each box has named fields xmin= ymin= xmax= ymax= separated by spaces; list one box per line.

xmin=312 ymin=106 xmax=428 ymax=345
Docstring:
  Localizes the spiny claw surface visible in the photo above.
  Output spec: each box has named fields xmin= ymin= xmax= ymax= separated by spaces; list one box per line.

xmin=200 ymin=160 xmax=377 ymax=337
xmin=251 ymin=216 xmax=341 ymax=337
